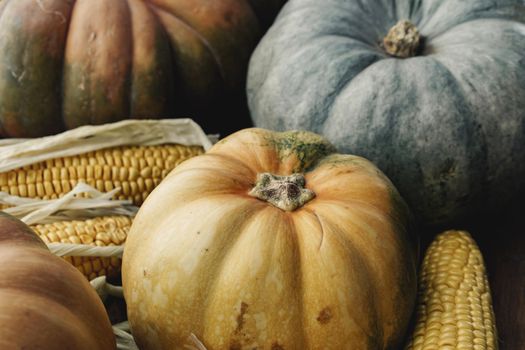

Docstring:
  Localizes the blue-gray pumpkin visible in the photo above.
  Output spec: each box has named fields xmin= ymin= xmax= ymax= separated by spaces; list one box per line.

xmin=247 ymin=0 xmax=525 ymax=226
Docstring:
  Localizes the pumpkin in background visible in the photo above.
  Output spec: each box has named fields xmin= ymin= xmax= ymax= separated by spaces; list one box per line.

xmin=0 ymin=0 xmax=286 ymax=138
xmin=247 ymin=0 xmax=525 ymax=226
xmin=122 ymin=128 xmax=418 ymax=349
xmin=0 ymin=212 xmax=115 ymax=349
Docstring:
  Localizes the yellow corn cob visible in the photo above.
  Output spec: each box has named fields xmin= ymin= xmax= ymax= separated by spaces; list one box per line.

xmin=31 ymin=215 xmax=132 ymax=281
xmin=0 ymin=144 xmax=204 ymax=206
xmin=405 ymin=230 xmax=497 ymax=350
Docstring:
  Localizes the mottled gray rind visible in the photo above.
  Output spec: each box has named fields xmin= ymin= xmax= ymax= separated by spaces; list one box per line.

xmin=247 ymin=0 xmax=525 ymax=225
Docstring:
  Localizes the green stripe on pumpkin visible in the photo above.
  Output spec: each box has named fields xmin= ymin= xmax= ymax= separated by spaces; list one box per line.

xmin=0 ymin=0 xmax=71 ymax=137
xmin=62 ymin=63 xmax=131 ymax=129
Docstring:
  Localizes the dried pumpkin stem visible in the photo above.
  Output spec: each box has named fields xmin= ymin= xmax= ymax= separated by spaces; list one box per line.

xmin=383 ymin=20 xmax=421 ymax=58
xmin=249 ymin=173 xmax=315 ymax=211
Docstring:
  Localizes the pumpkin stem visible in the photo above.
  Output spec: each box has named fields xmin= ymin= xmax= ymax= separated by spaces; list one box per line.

xmin=382 ymin=20 xmax=421 ymax=58
xmin=249 ymin=173 xmax=315 ymax=211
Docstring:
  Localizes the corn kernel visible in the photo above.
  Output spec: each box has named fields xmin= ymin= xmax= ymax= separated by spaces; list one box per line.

xmin=404 ymin=231 xmax=496 ymax=350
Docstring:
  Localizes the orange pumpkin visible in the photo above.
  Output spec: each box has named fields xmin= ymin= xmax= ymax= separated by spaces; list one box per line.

xmin=0 ymin=212 xmax=115 ymax=349
xmin=122 ymin=128 xmax=418 ymax=349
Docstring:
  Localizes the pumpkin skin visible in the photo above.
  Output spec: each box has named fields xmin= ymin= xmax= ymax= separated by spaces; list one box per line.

xmin=0 ymin=0 xmax=286 ymax=138
xmin=122 ymin=128 xmax=417 ymax=349
xmin=247 ymin=0 xmax=525 ymax=226
xmin=0 ymin=212 xmax=115 ymax=349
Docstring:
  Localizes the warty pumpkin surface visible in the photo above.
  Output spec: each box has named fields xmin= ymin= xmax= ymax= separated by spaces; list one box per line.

xmin=0 ymin=212 xmax=115 ymax=349
xmin=122 ymin=128 xmax=418 ymax=350
xmin=0 ymin=0 xmax=286 ymax=137
xmin=247 ymin=0 xmax=525 ymax=226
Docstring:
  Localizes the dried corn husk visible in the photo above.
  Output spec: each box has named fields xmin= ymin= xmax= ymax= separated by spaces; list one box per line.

xmin=0 ymin=118 xmax=212 ymax=171
xmin=0 ymin=119 xmax=212 ymax=279
xmin=1 ymin=183 xmax=134 ymax=279
xmin=0 ymin=119 xmax=211 ymax=207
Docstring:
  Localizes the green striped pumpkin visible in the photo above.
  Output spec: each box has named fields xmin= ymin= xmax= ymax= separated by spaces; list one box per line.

xmin=0 ymin=0 xmax=286 ymax=137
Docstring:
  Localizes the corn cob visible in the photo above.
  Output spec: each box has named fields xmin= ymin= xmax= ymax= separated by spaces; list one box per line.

xmin=31 ymin=215 xmax=132 ymax=281
xmin=405 ymin=230 xmax=497 ymax=350
xmin=0 ymin=144 xmax=204 ymax=206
